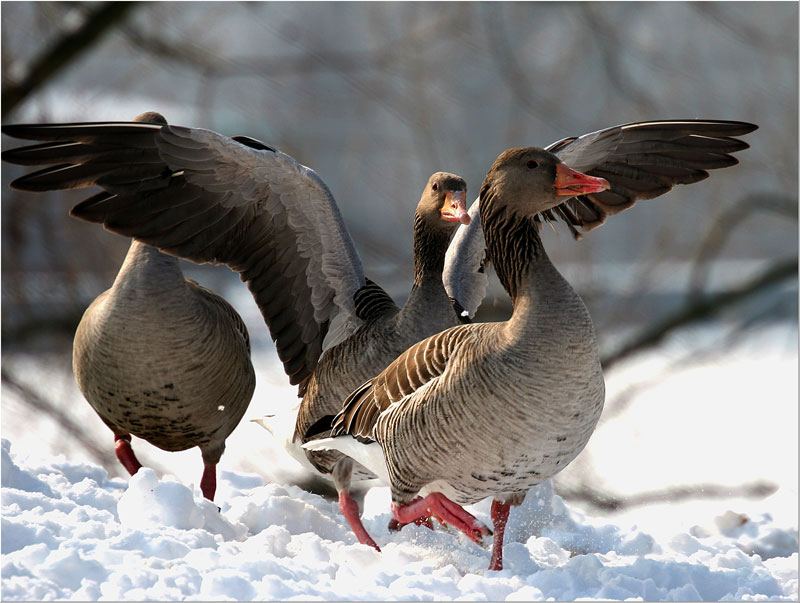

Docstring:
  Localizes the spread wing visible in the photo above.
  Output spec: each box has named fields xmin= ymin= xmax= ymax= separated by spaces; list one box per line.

xmin=543 ymin=119 xmax=758 ymax=237
xmin=2 ymin=113 xmax=367 ymax=391
xmin=331 ymin=325 xmax=477 ymax=442
xmin=442 ymin=119 xmax=757 ymax=316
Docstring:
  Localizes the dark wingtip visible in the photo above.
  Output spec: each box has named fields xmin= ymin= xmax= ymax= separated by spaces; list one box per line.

xmin=231 ymin=135 xmax=276 ymax=152
xmin=7 ymin=163 xmax=73 ymax=192
xmin=738 ymin=121 xmax=759 ymax=134
xmin=709 ymin=120 xmax=759 ymax=135
xmin=303 ymin=414 xmax=337 ymax=440
xmin=2 ymin=124 xmax=32 ymax=139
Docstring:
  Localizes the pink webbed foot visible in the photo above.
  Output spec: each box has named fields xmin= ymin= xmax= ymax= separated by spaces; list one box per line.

xmin=114 ymin=434 xmax=142 ymax=476
xmin=488 ymin=499 xmax=511 ymax=571
xmin=387 ymin=517 xmax=435 ymax=531
xmin=200 ymin=464 xmax=217 ymax=501
xmin=387 ymin=498 xmax=435 ymax=532
xmin=391 ymin=492 xmax=491 ymax=545
xmin=339 ymin=490 xmax=381 ymax=551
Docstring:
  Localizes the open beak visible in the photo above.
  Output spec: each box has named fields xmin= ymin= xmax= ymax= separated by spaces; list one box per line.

xmin=440 ymin=190 xmax=471 ymax=225
xmin=554 ymin=164 xmax=610 ymax=196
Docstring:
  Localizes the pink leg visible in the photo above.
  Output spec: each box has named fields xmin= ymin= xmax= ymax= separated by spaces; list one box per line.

xmin=114 ymin=434 xmax=142 ymax=476
xmin=200 ymin=464 xmax=217 ymax=501
xmin=488 ymin=499 xmax=511 ymax=571
xmin=339 ymin=491 xmax=381 ymax=551
xmin=391 ymin=492 xmax=490 ymax=544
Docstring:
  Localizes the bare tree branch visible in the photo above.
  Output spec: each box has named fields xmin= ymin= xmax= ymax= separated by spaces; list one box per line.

xmin=602 ymin=257 xmax=798 ymax=370
xmin=480 ymin=3 xmax=572 ymax=131
xmin=1 ymin=364 xmax=115 ymax=469
xmin=581 ymin=3 xmax=658 ymax=111
xmin=689 ymin=194 xmax=797 ymax=297
xmin=692 ymin=2 xmax=798 ymax=58
xmin=120 ymin=4 xmax=460 ymax=79
xmin=558 ymin=480 xmax=778 ymax=512
xmin=2 ymin=2 xmax=138 ymax=118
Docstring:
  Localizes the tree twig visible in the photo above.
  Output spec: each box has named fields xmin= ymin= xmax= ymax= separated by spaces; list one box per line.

xmin=2 ymin=2 xmax=137 ymax=118
xmin=1 ymin=364 xmax=116 ymax=469
xmin=689 ymin=194 xmax=797 ymax=297
xmin=601 ymin=257 xmax=798 ymax=370
xmin=558 ymin=480 xmax=779 ymax=512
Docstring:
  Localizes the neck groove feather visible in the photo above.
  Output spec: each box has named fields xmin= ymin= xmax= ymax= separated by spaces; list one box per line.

xmin=412 ymin=212 xmax=453 ymax=286
xmin=480 ymin=188 xmax=545 ymax=303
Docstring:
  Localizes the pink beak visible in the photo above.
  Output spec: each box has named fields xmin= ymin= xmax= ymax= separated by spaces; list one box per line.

xmin=441 ymin=190 xmax=471 ymax=225
xmin=554 ymin=164 xmax=610 ymax=196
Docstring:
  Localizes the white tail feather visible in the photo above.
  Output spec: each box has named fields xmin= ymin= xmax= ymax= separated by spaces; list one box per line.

xmin=250 ymin=413 xmax=325 ymax=476
xmin=302 ymin=437 xmax=391 ymax=485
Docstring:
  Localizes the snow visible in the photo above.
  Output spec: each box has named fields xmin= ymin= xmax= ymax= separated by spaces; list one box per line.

xmin=1 ymin=323 xmax=797 ymax=600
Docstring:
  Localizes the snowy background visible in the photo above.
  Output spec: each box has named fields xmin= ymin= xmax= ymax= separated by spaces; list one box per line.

xmin=2 ymin=2 xmax=798 ymax=600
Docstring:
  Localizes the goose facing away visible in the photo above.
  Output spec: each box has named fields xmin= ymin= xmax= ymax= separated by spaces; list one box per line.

xmin=1 ymin=111 xmax=369 ymax=394
xmin=4 ymin=112 xmax=256 ymax=501
xmin=73 ymin=239 xmax=255 ymax=501
xmin=306 ymin=120 xmax=757 ymax=569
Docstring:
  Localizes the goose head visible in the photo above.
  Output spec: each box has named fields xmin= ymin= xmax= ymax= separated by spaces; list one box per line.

xmin=481 ymin=148 xmax=610 ymax=216
xmin=416 ymin=172 xmax=470 ymax=232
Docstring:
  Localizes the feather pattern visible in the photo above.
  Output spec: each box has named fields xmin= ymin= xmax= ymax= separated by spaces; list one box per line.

xmin=332 ymin=325 xmax=478 ymax=443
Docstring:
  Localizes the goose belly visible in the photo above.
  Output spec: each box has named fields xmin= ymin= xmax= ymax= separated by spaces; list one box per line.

xmin=382 ymin=358 xmax=605 ymax=506
xmin=73 ymin=302 xmax=254 ymax=452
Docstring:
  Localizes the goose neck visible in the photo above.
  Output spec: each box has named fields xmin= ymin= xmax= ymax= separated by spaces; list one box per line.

xmin=480 ymin=202 xmax=548 ymax=305
xmin=112 ymin=240 xmax=185 ymax=295
xmin=411 ymin=212 xmax=453 ymax=287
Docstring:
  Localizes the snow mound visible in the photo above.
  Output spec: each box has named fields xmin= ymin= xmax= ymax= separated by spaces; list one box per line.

xmin=1 ymin=439 xmax=796 ymax=601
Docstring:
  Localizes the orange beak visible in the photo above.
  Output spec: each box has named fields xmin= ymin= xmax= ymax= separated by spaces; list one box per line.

xmin=554 ymin=164 xmax=610 ymax=196
xmin=440 ymin=190 xmax=471 ymax=224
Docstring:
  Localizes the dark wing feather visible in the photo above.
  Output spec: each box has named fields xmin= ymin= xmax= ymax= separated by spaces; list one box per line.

xmin=2 ymin=115 xmax=366 ymax=390
xmin=546 ymin=119 xmax=758 ymax=237
xmin=353 ymin=278 xmax=399 ymax=322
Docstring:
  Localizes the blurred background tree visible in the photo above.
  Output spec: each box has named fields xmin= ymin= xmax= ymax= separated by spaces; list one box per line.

xmin=1 ymin=1 xmax=796 ymax=508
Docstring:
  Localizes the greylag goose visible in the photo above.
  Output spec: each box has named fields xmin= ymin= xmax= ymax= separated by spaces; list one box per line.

xmin=1 ymin=112 xmax=472 ymax=535
xmin=5 ymin=112 xmax=256 ymax=501
xmin=305 ymin=120 xmax=757 ymax=569
xmin=292 ymin=171 xmax=472 ymax=549
xmin=443 ymin=119 xmax=760 ymax=318
xmin=73 ymin=239 xmax=255 ymax=501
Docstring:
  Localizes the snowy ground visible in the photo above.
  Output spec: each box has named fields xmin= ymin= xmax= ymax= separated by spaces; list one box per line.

xmin=1 ymin=321 xmax=798 ymax=600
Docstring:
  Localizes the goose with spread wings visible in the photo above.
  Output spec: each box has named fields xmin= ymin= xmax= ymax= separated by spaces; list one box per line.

xmin=306 ymin=120 xmax=757 ymax=567
xmin=2 ymin=112 xmax=472 ymax=535
xmin=443 ymin=119 xmax=758 ymax=319
xmin=3 ymin=112 xmax=262 ymax=501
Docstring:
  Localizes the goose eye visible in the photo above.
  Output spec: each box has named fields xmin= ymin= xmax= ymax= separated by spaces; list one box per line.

xmin=432 ymin=182 xmax=438 ymax=191
xmin=526 ymin=160 xmax=539 ymax=169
